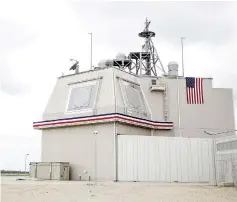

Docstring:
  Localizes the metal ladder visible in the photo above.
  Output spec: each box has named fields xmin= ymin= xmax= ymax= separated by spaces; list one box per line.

xmin=163 ymin=81 xmax=169 ymax=121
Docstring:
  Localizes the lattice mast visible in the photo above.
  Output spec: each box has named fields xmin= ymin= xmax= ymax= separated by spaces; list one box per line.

xmin=138 ymin=18 xmax=166 ymax=76
xmin=105 ymin=18 xmax=167 ymax=76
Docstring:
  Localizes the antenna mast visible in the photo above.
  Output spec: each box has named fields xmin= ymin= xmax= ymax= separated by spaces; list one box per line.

xmin=139 ymin=18 xmax=165 ymax=75
xmin=112 ymin=18 xmax=166 ymax=76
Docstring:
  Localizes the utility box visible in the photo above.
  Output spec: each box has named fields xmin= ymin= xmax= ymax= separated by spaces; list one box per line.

xmin=30 ymin=162 xmax=69 ymax=180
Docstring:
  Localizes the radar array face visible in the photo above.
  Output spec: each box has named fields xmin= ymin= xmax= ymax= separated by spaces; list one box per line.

xmin=67 ymin=80 xmax=98 ymax=113
xmin=119 ymin=79 xmax=148 ymax=118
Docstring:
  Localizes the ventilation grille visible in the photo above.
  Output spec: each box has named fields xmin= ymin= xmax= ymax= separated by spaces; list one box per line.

xmin=151 ymin=79 xmax=157 ymax=85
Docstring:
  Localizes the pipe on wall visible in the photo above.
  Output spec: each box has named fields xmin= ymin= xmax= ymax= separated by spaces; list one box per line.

xmin=112 ymin=69 xmax=118 ymax=181
xmin=113 ymin=121 xmax=117 ymax=181
xmin=177 ymin=76 xmax=181 ymax=137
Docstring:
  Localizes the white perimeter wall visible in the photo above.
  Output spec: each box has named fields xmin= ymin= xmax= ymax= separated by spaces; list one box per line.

xmin=215 ymin=135 xmax=237 ymax=185
xmin=117 ymin=135 xmax=215 ymax=184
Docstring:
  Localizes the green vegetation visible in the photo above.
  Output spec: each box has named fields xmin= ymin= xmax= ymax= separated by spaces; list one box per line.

xmin=1 ymin=170 xmax=29 ymax=176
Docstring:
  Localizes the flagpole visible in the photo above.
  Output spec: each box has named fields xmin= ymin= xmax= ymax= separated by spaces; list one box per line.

xmin=181 ymin=37 xmax=185 ymax=77
xmin=178 ymin=37 xmax=186 ymax=137
xmin=177 ymin=75 xmax=181 ymax=137
xmin=88 ymin=33 xmax=93 ymax=70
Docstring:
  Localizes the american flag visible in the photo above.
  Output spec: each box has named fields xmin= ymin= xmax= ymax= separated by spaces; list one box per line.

xmin=186 ymin=77 xmax=204 ymax=104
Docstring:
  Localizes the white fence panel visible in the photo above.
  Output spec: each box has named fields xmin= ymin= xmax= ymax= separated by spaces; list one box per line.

xmin=117 ymin=135 xmax=214 ymax=183
xmin=215 ymin=135 xmax=237 ymax=186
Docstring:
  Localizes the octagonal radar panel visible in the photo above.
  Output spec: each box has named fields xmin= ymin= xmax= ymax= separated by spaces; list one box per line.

xmin=119 ymin=78 xmax=148 ymax=118
xmin=66 ymin=79 xmax=100 ymax=113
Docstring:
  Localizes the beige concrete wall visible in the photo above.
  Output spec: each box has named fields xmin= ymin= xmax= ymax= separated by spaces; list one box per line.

xmin=139 ymin=77 xmax=163 ymax=121
xmin=208 ymin=88 xmax=235 ymax=137
xmin=112 ymin=69 xmax=235 ymax=138
xmin=41 ymin=67 xmax=235 ymax=154
xmin=43 ymin=68 xmax=115 ymax=120
xmin=116 ymin=123 xmax=151 ymax=136
xmin=136 ymin=75 xmax=234 ymax=138
xmin=168 ymin=77 xmax=213 ymax=137
xmin=116 ymin=123 xmax=172 ymax=137
xmin=153 ymin=130 xmax=174 ymax=137
xmin=167 ymin=77 xmax=235 ymax=138
xmin=41 ymin=123 xmax=115 ymax=181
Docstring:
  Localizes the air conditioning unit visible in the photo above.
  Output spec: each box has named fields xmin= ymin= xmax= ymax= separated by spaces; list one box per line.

xmin=150 ymin=79 xmax=166 ymax=92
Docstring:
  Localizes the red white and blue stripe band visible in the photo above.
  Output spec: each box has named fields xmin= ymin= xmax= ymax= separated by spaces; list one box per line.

xmin=33 ymin=113 xmax=173 ymax=130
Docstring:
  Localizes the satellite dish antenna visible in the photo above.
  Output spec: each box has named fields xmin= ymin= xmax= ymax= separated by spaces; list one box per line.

xmin=69 ymin=59 xmax=79 ymax=73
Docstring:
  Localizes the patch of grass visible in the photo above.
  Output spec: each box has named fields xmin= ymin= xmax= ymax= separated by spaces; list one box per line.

xmin=218 ymin=183 xmax=235 ymax=187
xmin=1 ymin=173 xmax=29 ymax=176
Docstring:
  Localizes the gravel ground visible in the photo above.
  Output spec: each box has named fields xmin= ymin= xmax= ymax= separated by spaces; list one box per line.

xmin=1 ymin=176 xmax=237 ymax=202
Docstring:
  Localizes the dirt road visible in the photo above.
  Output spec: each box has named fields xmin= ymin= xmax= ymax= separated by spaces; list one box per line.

xmin=1 ymin=176 xmax=237 ymax=202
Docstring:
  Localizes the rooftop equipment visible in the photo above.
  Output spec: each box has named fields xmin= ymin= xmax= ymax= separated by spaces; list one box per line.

xmin=110 ymin=18 xmax=166 ymax=76
xmin=168 ymin=61 xmax=179 ymax=76
xmin=69 ymin=59 xmax=79 ymax=74
xmin=128 ymin=18 xmax=166 ymax=76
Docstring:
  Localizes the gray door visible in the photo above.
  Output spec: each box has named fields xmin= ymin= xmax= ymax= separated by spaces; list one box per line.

xmin=63 ymin=166 xmax=69 ymax=180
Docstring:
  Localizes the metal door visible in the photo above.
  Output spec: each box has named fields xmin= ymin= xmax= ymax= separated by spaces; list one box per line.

xmin=63 ymin=166 xmax=69 ymax=180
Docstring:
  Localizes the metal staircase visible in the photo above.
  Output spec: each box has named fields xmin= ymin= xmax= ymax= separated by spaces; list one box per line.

xmin=163 ymin=81 xmax=169 ymax=121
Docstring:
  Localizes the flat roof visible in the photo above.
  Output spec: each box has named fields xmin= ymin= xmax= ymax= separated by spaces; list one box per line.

xmin=58 ymin=66 xmax=213 ymax=80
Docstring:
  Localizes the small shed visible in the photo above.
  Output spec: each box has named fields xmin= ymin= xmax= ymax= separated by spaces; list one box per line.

xmin=30 ymin=162 xmax=69 ymax=180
